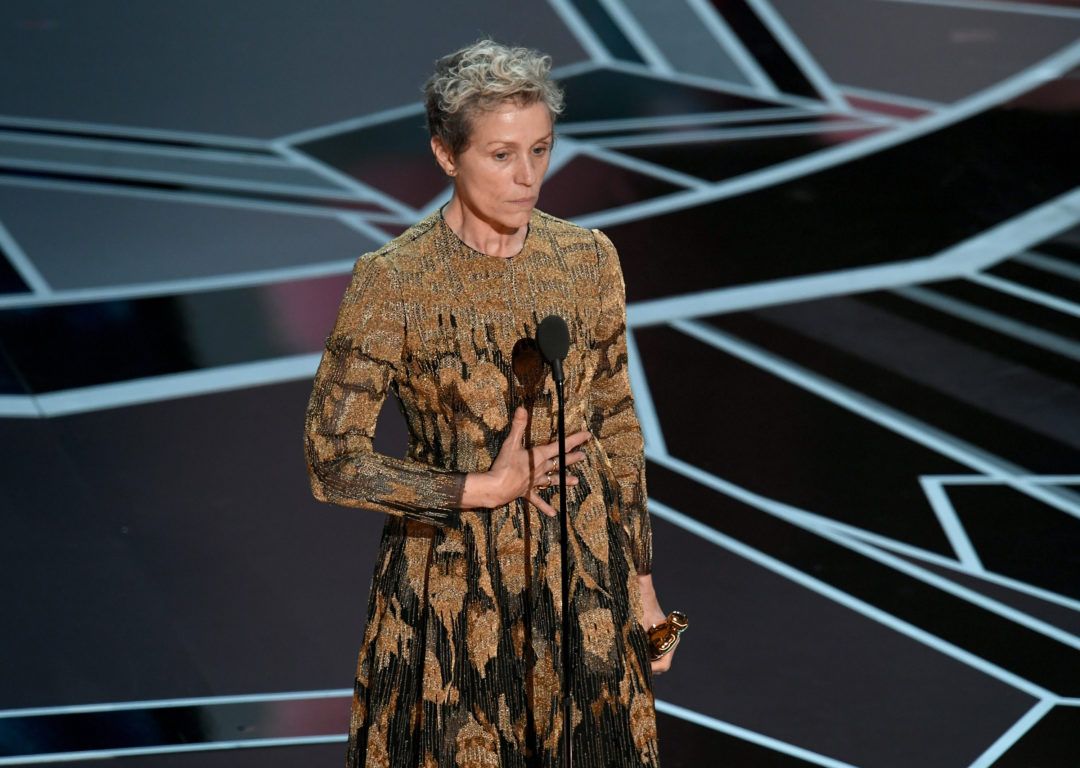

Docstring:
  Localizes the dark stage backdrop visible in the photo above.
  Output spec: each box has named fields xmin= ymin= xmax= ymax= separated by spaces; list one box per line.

xmin=1 ymin=2 xmax=1079 ymax=766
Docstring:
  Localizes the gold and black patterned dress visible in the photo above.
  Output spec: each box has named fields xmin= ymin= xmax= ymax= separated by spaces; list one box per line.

xmin=304 ymin=208 xmax=659 ymax=767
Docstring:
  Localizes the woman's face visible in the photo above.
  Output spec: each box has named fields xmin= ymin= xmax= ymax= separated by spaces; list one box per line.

xmin=434 ymin=100 xmax=554 ymax=233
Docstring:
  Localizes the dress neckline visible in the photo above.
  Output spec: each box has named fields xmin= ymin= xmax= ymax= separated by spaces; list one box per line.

xmin=438 ymin=205 xmax=536 ymax=262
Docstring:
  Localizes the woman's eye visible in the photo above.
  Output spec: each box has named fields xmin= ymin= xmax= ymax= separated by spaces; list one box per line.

xmin=494 ymin=152 xmax=509 ymax=161
xmin=533 ymin=146 xmax=549 ymax=156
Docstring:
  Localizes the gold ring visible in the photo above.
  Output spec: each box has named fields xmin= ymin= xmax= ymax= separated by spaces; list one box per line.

xmin=550 ymin=457 xmax=558 ymax=471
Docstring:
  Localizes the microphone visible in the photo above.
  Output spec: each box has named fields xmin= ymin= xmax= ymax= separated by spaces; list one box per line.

xmin=536 ymin=315 xmax=570 ymax=384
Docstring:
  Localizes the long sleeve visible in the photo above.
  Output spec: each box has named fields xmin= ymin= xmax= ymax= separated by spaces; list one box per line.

xmin=588 ymin=229 xmax=653 ymax=574
xmin=304 ymin=251 xmax=466 ymax=525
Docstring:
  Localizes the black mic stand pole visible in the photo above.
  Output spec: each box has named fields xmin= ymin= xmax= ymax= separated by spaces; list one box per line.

xmin=537 ymin=314 xmax=573 ymax=768
xmin=553 ymin=367 xmax=571 ymax=768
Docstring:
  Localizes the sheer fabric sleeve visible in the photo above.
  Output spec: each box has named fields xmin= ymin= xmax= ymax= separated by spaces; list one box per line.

xmin=304 ymin=252 xmax=466 ymax=525
xmin=589 ymin=229 xmax=653 ymax=574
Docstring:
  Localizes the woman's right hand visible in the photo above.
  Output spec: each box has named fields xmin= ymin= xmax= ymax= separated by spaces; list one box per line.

xmin=464 ymin=406 xmax=591 ymax=516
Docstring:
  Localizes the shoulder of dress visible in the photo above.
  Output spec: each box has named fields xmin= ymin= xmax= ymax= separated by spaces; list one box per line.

xmin=532 ymin=209 xmax=612 ymax=263
xmin=533 ymin=208 xmax=593 ymax=238
xmin=369 ymin=212 xmax=441 ymax=261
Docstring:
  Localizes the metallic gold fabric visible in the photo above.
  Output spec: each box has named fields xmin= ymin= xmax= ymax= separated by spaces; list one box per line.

xmin=304 ymin=209 xmax=658 ymax=767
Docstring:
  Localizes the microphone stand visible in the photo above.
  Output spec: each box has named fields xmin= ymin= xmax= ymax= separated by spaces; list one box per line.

xmin=536 ymin=314 xmax=572 ymax=768
xmin=554 ymin=371 xmax=571 ymax=768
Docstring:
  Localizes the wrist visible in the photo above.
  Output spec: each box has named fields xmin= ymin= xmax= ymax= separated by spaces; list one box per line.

xmin=462 ymin=470 xmax=508 ymax=509
xmin=637 ymin=574 xmax=664 ymax=620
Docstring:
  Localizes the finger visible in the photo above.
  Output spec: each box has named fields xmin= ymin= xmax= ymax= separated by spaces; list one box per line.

xmin=565 ymin=430 xmax=592 ymax=450
xmin=535 ymin=452 xmax=586 ymax=478
xmin=562 ymin=450 xmax=587 ymax=467
xmin=528 ymin=492 xmax=558 ymax=517
xmin=651 ymin=649 xmax=674 ymax=672
xmin=506 ymin=406 xmax=529 ymax=448
xmin=533 ymin=448 xmax=560 ymax=474
xmin=531 ymin=459 xmax=579 ymax=485
xmin=537 ymin=430 xmax=591 ymax=460
xmin=527 ymin=491 xmax=559 ymax=518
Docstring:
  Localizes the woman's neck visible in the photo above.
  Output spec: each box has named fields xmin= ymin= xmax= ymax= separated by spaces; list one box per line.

xmin=441 ymin=196 xmax=528 ymax=259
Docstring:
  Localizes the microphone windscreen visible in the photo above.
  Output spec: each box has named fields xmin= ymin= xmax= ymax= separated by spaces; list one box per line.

xmin=536 ymin=315 xmax=570 ymax=363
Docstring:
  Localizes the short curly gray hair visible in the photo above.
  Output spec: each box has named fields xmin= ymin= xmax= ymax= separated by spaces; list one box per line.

xmin=424 ymin=39 xmax=565 ymax=157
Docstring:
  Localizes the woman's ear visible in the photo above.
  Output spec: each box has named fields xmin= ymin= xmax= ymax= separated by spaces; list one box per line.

xmin=431 ymin=137 xmax=456 ymax=177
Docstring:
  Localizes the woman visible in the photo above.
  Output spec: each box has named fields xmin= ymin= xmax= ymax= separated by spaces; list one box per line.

xmin=304 ymin=39 xmax=675 ymax=767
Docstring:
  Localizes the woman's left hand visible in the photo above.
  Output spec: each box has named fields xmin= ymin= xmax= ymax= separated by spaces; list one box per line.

xmin=637 ymin=572 xmax=677 ymax=675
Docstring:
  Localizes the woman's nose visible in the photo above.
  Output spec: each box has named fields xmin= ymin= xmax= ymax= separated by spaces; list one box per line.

xmin=516 ymin=156 xmax=537 ymax=186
